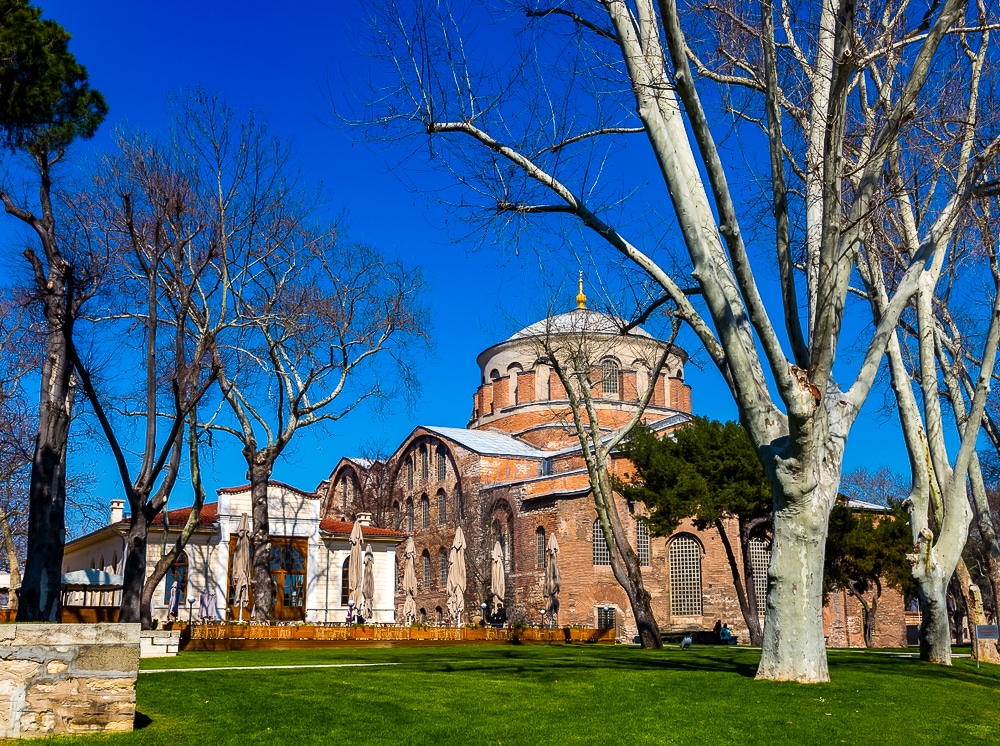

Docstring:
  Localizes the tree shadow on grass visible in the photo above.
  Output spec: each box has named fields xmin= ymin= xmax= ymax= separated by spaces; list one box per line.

xmin=412 ymin=645 xmax=761 ymax=679
xmin=134 ymin=712 xmax=153 ymax=730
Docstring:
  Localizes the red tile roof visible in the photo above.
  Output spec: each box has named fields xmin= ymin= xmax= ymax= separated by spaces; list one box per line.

xmin=149 ymin=502 xmax=219 ymax=528
xmin=319 ymin=518 xmax=405 ymax=538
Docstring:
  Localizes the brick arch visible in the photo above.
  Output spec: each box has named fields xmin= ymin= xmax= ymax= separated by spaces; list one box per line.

xmin=487 ymin=497 xmax=516 ymax=574
xmin=390 ymin=433 xmax=467 ymax=523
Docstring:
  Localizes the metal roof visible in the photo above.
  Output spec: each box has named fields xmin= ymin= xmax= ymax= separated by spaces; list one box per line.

xmin=422 ymin=425 xmax=548 ymax=458
xmin=505 ymin=309 xmax=654 ymax=342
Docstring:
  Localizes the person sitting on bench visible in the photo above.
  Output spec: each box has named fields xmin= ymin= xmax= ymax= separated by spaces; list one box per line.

xmin=719 ymin=623 xmax=733 ymax=645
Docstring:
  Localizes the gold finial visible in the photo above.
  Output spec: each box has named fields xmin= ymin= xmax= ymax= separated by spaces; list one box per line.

xmin=575 ymin=271 xmax=587 ymax=309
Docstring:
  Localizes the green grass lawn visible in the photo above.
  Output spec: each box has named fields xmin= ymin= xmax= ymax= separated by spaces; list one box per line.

xmin=46 ymin=645 xmax=1000 ymax=745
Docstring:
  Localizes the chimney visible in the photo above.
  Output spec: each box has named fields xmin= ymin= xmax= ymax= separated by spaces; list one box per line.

xmin=357 ymin=512 xmax=372 ymax=527
xmin=110 ymin=499 xmax=125 ymax=524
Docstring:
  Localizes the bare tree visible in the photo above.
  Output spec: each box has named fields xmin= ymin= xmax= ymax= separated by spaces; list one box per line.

xmin=357 ymin=0 xmax=1000 ymax=680
xmin=195 ymin=96 xmax=428 ymax=619
xmin=323 ymin=442 xmax=402 ymax=529
xmin=65 ymin=113 xmax=227 ymax=627
xmin=0 ymin=1 xmax=107 ymax=621
xmin=534 ymin=303 xmax=679 ymax=648
xmin=0 ymin=298 xmax=35 ymax=608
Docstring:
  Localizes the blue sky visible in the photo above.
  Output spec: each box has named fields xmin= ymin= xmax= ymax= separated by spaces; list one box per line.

xmin=20 ymin=1 xmax=910 ymax=523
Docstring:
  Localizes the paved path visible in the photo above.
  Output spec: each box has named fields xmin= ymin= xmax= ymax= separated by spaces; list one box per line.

xmin=140 ymin=662 xmax=401 ymax=674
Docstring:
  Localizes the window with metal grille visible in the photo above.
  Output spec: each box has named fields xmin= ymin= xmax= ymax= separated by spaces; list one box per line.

xmin=597 ymin=606 xmax=617 ymax=629
xmin=437 ymin=448 xmax=447 ymax=480
xmin=406 ymin=499 xmax=414 ymax=532
xmin=593 ymin=519 xmax=611 ymax=566
xmin=536 ymin=527 xmax=546 ymax=569
xmin=439 ymin=548 xmax=449 ymax=585
xmin=637 ymin=519 xmax=650 ymax=566
xmin=421 ymin=495 xmax=430 ymax=528
xmin=602 ymin=359 xmax=620 ymax=397
xmin=422 ymin=550 xmax=431 ymax=588
xmin=420 ymin=445 xmax=429 ymax=478
xmin=437 ymin=489 xmax=448 ymax=524
xmin=748 ymin=537 xmax=770 ymax=620
xmin=407 ymin=456 xmax=414 ymax=489
xmin=669 ymin=536 xmax=703 ymax=616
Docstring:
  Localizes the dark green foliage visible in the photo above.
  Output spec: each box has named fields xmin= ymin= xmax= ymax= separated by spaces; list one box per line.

xmin=825 ymin=501 xmax=917 ymax=602
xmin=620 ymin=417 xmax=771 ymax=535
xmin=0 ymin=0 xmax=106 ymax=153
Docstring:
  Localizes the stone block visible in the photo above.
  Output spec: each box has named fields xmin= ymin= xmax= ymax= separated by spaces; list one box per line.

xmin=2 ymin=623 xmax=139 ymax=740
xmin=76 ymin=643 xmax=140 ymax=674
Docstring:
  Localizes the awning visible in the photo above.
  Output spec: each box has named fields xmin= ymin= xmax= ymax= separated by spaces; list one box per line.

xmin=60 ymin=569 xmax=125 ymax=591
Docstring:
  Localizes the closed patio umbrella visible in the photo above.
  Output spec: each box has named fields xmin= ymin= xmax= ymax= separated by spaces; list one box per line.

xmin=402 ymin=537 xmax=417 ymax=624
xmin=231 ymin=513 xmax=252 ymax=622
xmin=490 ymin=541 xmax=505 ymax=616
xmin=348 ymin=519 xmax=365 ymax=617
xmin=446 ymin=526 xmax=467 ymax=624
xmin=361 ymin=543 xmax=375 ymax=620
xmin=544 ymin=533 xmax=561 ymax=626
xmin=199 ymin=587 xmax=216 ymax=621
xmin=168 ymin=581 xmax=180 ymax=620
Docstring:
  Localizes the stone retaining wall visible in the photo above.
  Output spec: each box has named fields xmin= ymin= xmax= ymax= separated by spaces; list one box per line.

xmin=139 ymin=630 xmax=181 ymax=658
xmin=0 ymin=623 xmax=140 ymax=739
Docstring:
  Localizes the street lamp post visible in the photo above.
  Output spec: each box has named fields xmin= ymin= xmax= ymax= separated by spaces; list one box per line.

xmin=347 ymin=599 xmax=355 ymax=625
xmin=481 ymin=602 xmax=488 ymax=627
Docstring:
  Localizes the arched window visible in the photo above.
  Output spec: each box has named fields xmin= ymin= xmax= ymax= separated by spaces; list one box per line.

xmin=420 ymin=494 xmax=430 ymax=529
xmin=340 ymin=476 xmax=353 ymax=510
xmin=592 ymin=519 xmax=611 ymax=566
xmin=406 ymin=498 xmax=414 ymax=533
xmin=407 ymin=455 xmax=414 ymax=490
xmin=422 ymin=550 xmax=431 ymax=588
xmin=164 ymin=552 xmax=189 ymax=604
xmin=456 ymin=490 xmax=464 ymax=520
xmin=748 ymin=537 xmax=771 ymax=619
xmin=420 ymin=445 xmax=429 ymax=478
xmin=436 ymin=448 xmax=447 ymax=480
xmin=439 ymin=548 xmax=449 ymax=585
xmin=637 ymin=519 xmax=650 ymax=566
xmin=437 ymin=489 xmax=448 ymax=525
xmin=669 ymin=536 xmax=703 ymax=616
xmin=536 ymin=527 xmax=546 ymax=569
xmin=436 ymin=606 xmax=444 ymax=625
xmin=602 ymin=359 xmax=621 ymax=397
xmin=341 ymin=557 xmax=351 ymax=605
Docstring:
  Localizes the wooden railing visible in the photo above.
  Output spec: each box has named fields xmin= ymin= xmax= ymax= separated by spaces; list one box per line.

xmin=187 ymin=623 xmax=615 ymax=645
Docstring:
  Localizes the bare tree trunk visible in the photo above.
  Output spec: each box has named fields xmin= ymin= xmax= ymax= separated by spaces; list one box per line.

xmin=717 ymin=517 xmax=763 ymax=646
xmin=0 ymin=503 xmax=21 ymax=610
xmin=120 ymin=507 xmax=150 ymax=626
xmin=249 ymin=456 xmax=275 ymax=623
xmin=758 ymin=490 xmax=833 ymax=681
xmin=845 ymin=580 xmax=878 ymax=649
xmin=17 ymin=261 xmax=74 ymax=621
xmin=140 ymin=413 xmax=209 ymax=628
xmin=956 ymin=559 xmax=1000 ymax=664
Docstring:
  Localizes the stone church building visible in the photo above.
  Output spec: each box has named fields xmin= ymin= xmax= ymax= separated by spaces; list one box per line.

xmin=58 ymin=284 xmax=904 ymax=645
xmin=321 ymin=286 xmax=905 ymax=645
